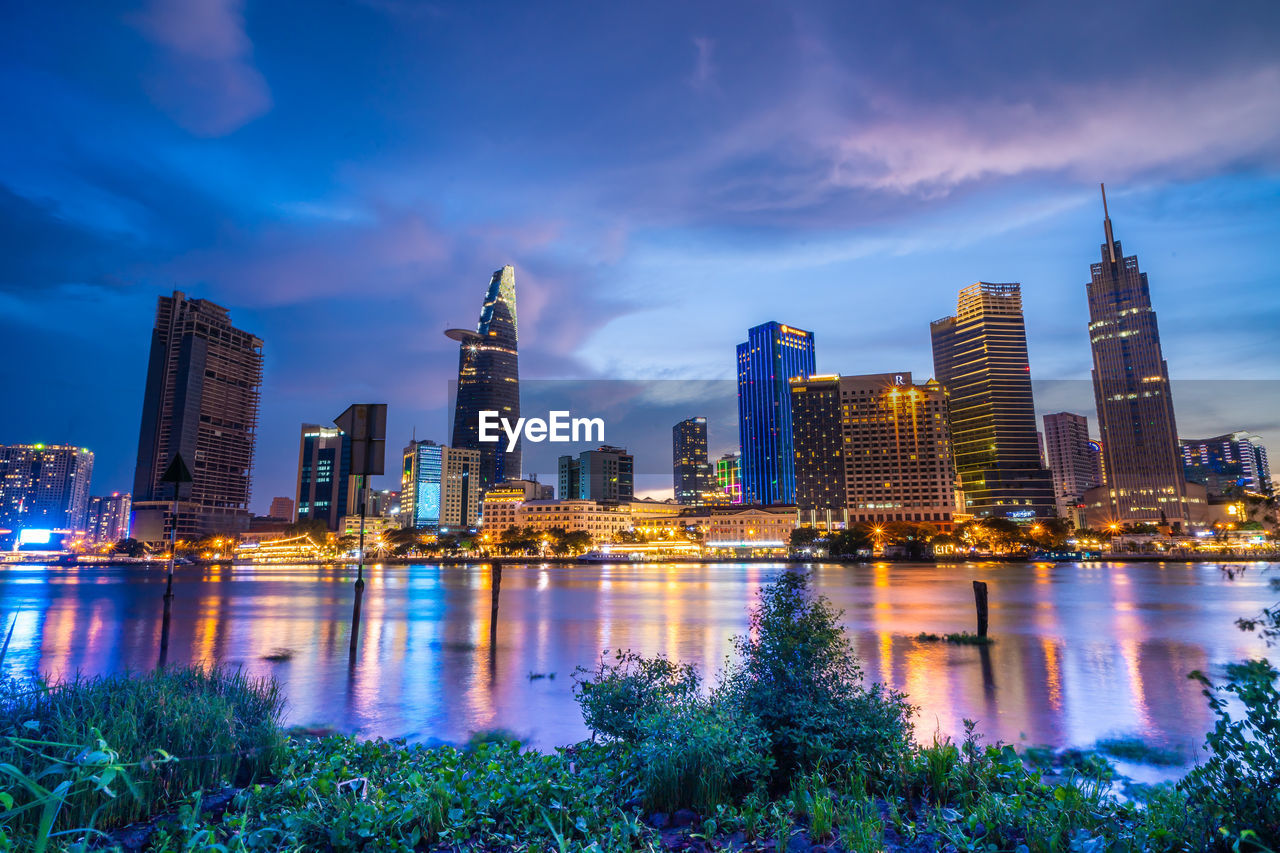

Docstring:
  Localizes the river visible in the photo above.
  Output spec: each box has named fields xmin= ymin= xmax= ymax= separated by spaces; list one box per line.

xmin=0 ymin=561 xmax=1272 ymax=759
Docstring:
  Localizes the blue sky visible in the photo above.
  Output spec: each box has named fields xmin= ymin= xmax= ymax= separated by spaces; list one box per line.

xmin=2 ymin=0 xmax=1279 ymax=506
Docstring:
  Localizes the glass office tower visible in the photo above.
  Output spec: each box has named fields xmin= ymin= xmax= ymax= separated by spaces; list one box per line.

xmin=447 ymin=266 xmax=521 ymax=491
xmin=736 ymin=321 xmax=815 ymax=505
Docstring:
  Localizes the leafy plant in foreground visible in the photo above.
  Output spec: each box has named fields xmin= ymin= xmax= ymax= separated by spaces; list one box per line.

xmin=1180 ymin=660 xmax=1280 ymax=851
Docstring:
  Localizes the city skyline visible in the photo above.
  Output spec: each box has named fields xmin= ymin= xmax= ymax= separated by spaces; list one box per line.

xmin=3 ymin=1 xmax=1279 ymax=507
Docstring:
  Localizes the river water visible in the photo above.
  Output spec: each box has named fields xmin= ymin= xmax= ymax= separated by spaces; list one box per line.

xmin=0 ymin=561 xmax=1272 ymax=757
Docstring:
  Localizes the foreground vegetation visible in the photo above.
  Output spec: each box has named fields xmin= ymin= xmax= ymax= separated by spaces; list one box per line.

xmin=1 ymin=573 xmax=1277 ymax=851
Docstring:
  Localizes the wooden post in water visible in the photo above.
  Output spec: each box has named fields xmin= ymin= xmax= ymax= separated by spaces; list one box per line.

xmin=489 ymin=563 xmax=502 ymax=680
xmin=972 ymin=580 xmax=989 ymax=638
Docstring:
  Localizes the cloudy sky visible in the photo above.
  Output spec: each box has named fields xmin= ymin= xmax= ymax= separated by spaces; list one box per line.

xmin=3 ymin=0 xmax=1279 ymax=506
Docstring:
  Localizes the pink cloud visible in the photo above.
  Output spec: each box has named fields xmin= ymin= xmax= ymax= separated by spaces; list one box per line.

xmin=131 ymin=0 xmax=272 ymax=136
xmin=690 ymin=37 xmax=717 ymax=93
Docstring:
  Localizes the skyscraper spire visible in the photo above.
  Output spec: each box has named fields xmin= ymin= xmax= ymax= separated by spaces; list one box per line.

xmin=1101 ymin=182 xmax=1116 ymax=263
xmin=1083 ymin=191 xmax=1198 ymax=526
xmin=445 ymin=265 xmax=521 ymax=490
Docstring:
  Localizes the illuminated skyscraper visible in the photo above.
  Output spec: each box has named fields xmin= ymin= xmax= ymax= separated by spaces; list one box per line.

xmin=672 ymin=417 xmax=713 ymax=505
xmin=447 ymin=266 xmax=520 ymax=491
xmin=131 ymin=292 xmax=262 ymax=542
xmin=87 ymin=492 xmax=131 ymax=543
xmin=0 ymin=444 xmax=94 ymax=533
xmin=790 ymin=373 xmax=960 ymax=529
xmin=402 ymin=440 xmax=481 ymax=532
xmin=1181 ymin=432 xmax=1271 ymax=498
xmin=737 ymin=321 xmax=815 ymax=505
xmin=931 ymin=282 xmax=1056 ymax=521
xmin=295 ymin=425 xmax=352 ymax=531
xmin=1083 ymin=186 xmax=1199 ymax=525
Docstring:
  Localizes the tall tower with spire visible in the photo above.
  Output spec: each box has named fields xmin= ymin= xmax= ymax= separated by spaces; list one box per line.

xmin=446 ymin=265 xmax=521 ymax=492
xmin=1082 ymin=186 xmax=1200 ymax=526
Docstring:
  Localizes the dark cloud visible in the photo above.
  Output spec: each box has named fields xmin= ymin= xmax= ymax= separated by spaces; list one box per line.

xmin=0 ymin=186 xmax=131 ymax=291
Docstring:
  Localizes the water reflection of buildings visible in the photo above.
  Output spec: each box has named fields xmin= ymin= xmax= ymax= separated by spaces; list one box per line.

xmin=0 ymin=562 xmax=1267 ymax=751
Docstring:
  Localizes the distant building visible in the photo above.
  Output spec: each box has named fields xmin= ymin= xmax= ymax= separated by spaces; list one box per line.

xmin=246 ymin=516 xmax=291 ymax=536
xmin=86 ymin=492 xmax=131 ymax=544
xmin=1182 ymin=432 xmax=1272 ymax=498
xmin=931 ymin=282 xmax=1056 ymax=521
xmin=737 ymin=321 xmax=815 ymax=505
xmin=1084 ymin=186 xmax=1199 ymax=525
xmin=340 ymin=515 xmax=402 ymax=540
xmin=369 ymin=489 xmax=401 ymax=518
xmin=295 ymin=425 xmax=352 ymax=531
xmin=402 ymin=440 xmax=481 ymax=532
xmin=267 ymin=496 xmax=295 ymax=522
xmin=716 ymin=452 xmax=743 ymax=504
xmin=1043 ymin=413 xmax=1103 ymax=521
xmin=447 ymin=265 xmax=521 ymax=491
xmin=514 ymin=499 xmax=632 ymax=545
xmin=790 ymin=373 xmax=960 ymax=530
xmin=132 ymin=292 xmax=263 ymax=543
xmin=558 ymin=446 xmax=634 ymax=502
xmin=704 ymin=505 xmax=796 ymax=555
xmin=672 ymin=417 xmax=714 ymax=505
xmin=0 ymin=444 xmax=94 ymax=535
xmin=626 ymin=497 xmax=680 ymax=525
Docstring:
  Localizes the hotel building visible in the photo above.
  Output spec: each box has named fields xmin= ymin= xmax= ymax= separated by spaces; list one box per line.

xmin=790 ymin=372 xmax=961 ymax=530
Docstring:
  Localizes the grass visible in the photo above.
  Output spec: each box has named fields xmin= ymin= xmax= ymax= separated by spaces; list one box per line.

xmin=0 ymin=666 xmax=285 ymax=847
xmin=915 ymin=631 xmax=995 ymax=645
xmin=1095 ymin=736 xmax=1186 ymax=766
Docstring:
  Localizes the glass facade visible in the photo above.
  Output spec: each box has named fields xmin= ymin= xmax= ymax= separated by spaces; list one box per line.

xmin=1086 ymin=187 xmax=1193 ymax=523
xmin=449 ymin=266 xmax=521 ymax=491
xmin=672 ymin=417 xmax=713 ymax=505
xmin=736 ymin=321 xmax=815 ymax=505
xmin=295 ymin=425 xmax=351 ymax=531
xmin=931 ymin=282 xmax=1056 ymax=521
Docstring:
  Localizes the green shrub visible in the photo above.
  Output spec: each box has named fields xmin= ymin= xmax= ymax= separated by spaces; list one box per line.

xmin=0 ymin=666 xmax=284 ymax=847
xmin=717 ymin=571 xmax=914 ymax=780
xmin=633 ymin=701 xmax=773 ymax=814
xmin=153 ymin=735 xmax=641 ymax=851
xmin=1094 ymin=736 xmax=1184 ymax=766
xmin=574 ymin=649 xmax=699 ymax=743
xmin=1180 ymin=660 xmax=1280 ymax=851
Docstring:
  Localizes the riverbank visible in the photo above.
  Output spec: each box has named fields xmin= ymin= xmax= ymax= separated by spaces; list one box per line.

xmin=2 ymin=571 xmax=1274 ymax=851
xmin=5 ymin=551 xmax=1276 ymax=568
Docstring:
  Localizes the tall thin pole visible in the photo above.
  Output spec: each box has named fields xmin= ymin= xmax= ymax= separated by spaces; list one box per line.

xmin=159 ymin=488 xmax=177 ymax=667
xmin=349 ymin=474 xmax=367 ymax=655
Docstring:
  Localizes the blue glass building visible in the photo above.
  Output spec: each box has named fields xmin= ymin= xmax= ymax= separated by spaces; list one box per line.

xmin=736 ymin=322 xmax=815 ymax=505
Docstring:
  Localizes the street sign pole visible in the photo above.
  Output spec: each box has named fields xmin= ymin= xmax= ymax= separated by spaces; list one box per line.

xmin=334 ymin=404 xmax=386 ymax=658
xmin=158 ymin=453 xmax=193 ymax=668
